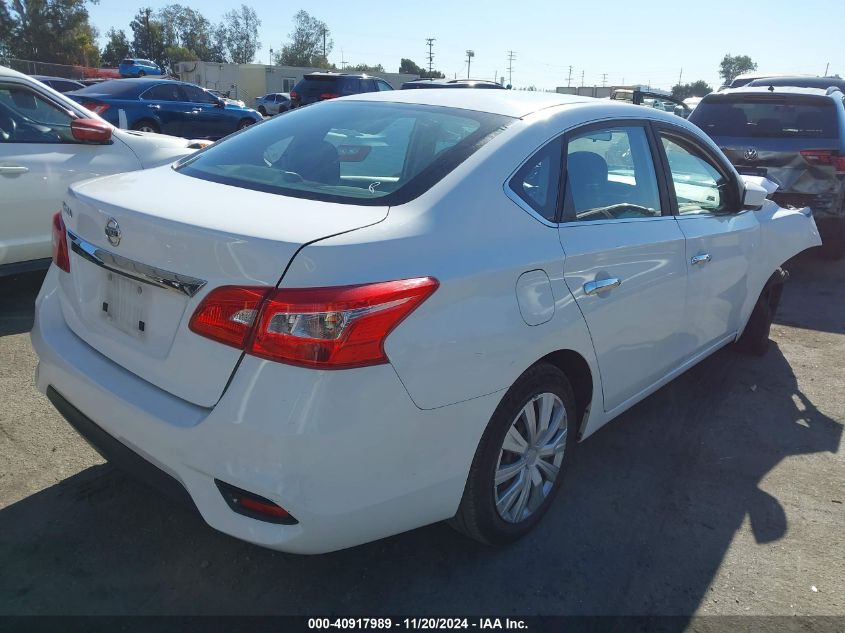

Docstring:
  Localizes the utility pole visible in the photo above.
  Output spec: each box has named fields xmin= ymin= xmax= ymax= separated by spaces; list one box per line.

xmin=824 ymin=62 xmax=830 ymax=76
xmin=425 ymin=38 xmax=436 ymax=75
xmin=580 ymin=70 xmax=584 ymax=87
xmin=322 ymin=27 xmax=327 ymax=60
xmin=507 ymin=50 xmax=515 ymax=87
xmin=340 ymin=49 xmax=346 ymax=70
xmin=567 ymin=65 xmax=573 ymax=87
xmin=678 ymin=67 xmax=683 ymax=86
xmin=601 ymin=72 xmax=608 ymax=87
xmin=466 ymin=50 xmax=475 ymax=78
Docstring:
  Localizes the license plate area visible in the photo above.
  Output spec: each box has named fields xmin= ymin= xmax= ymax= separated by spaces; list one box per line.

xmin=737 ymin=166 xmax=768 ymax=177
xmin=101 ymin=271 xmax=149 ymax=338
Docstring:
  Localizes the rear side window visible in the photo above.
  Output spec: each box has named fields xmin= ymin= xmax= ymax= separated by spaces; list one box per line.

xmin=177 ymin=101 xmax=512 ymax=206
xmin=691 ymin=96 xmax=838 ymax=138
xmin=298 ymin=78 xmax=337 ymax=96
xmin=142 ymin=83 xmax=184 ymax=101
xmin=508 ymin=138 xmax=562 ymax=222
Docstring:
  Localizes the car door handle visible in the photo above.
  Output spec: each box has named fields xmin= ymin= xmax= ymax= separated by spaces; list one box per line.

xmin=0 ymin=165 xmax=29 ymax=175
xmin=691 ymin=253 xmax=712 ymax=266
xmin=583 ymin=277 xmax=621 ymax=295
xmin=147 ymin=104 xmax=160 ymax=109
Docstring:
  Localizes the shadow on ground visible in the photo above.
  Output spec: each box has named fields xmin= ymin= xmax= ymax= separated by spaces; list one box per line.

xmin=0 ymin=259 xmax=841 ymax=617
xmin=0 ymin=271 xmax=46 ymax=337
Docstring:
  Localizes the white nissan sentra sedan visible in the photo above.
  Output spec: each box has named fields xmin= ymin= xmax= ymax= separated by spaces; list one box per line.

xmin=31 ymin=90 xmax=820 ymax=553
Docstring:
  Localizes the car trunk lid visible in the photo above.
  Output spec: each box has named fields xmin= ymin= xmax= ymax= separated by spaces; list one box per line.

xmin=57 ymin=166 xmax=387 ymax=408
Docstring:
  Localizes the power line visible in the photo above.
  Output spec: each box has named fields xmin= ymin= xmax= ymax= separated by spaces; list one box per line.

xmin=507 ymin=50 xmax=515 ymax=87
xmin=425 ymin=37 xmax=435 ymax=74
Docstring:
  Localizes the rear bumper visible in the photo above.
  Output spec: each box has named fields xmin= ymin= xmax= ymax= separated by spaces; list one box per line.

xmin=31 ymin=267 xmax=498 ymax=554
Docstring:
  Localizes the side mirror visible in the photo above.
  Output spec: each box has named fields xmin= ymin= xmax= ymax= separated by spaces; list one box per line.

xmin=71 ymin=118 xmax=112 ymax=143
xmin=215 ymin=98 xmax=226 ymax=108
xmin=741 ymin=175 xmax=779 ymax=210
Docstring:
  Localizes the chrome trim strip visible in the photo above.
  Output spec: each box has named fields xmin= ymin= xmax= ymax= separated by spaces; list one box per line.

xmin=67 ymin=230 xmax=207 ymax=298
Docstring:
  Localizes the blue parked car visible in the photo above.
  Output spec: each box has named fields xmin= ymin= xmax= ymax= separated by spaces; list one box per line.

xmin=67 ymin=78 xmax=263 ymax=139
xmin=119 ymin=58 xmax=163 ymax=78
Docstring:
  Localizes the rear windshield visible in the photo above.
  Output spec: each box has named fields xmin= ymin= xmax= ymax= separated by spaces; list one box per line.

xmin=297 ymin=78 xmax=337 ymax=95
xmin=691 ymin=96 xmax=838 ymax=138
xmin=176 ymin=101 xmax=512 ymax=205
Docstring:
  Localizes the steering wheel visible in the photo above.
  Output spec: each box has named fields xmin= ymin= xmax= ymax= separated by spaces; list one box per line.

xmin=0 ymin=112 xmax=15 ymax=142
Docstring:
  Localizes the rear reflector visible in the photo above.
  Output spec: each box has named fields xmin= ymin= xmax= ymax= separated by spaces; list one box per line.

xmin=51 ymin=211 xmax=70 ymax=272
xmin=215 ymin=479 xmax=297 ymax=524
xmin=800 ymin=150 xmax=845 ymax=173
xmin=189 ymin=277 xmax=439 ymax=369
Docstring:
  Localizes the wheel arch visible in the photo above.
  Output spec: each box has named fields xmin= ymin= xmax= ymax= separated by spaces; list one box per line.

xmin=535 ymin=349 xmax=594 ymax=441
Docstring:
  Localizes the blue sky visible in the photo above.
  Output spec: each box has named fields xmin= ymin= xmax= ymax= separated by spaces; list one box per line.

xmin=88 ymin=0 xmax=844 ymax=90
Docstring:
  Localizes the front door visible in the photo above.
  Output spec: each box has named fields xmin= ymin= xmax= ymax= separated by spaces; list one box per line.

xmin=558 ymin=123 xmax=689 ymax=412
xmin=654 ymin=126 xmax=757 ymax=351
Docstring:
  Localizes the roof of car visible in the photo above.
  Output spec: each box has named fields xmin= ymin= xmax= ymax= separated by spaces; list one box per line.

xmin=32 ymin=75 xmax=83 ymax=83
xmin=345 ymin=89 xmax=596 ymax=117
xmin=68 ymin=77 xmax=182 ymax=97
xmin=746 ymin=76 xmax=845 ymax=90
xmin=708 ymin=86 xmax=841 ymax=98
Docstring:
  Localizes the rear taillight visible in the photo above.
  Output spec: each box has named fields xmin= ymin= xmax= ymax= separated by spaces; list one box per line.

xmin=81 ymin=101 xmax=110 ymax=114
xmin=189 ymin=286 xmax=270 ymax=348
xmin=319 ymin=92 xmax=339 ymax=100
xmin=800 ymin=150 xmax=845 ymax=173
xmin=51 ymin=212 xmax=70 ymax=272
xmin=189 ymin=277 xmax=439 ymax=369
xmin=289 ymin=90 xmax=299 ymax=100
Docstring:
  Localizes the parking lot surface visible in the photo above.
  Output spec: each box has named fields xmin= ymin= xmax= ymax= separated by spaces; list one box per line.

xmin=0 ymin=253 xmax=843 ymax=617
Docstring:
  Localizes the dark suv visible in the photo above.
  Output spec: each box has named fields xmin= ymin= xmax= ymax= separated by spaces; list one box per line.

xmin=289 ymin=73 xmax=393 ymax=108
xmin=690 ymin=86 xmax=845 ymax=258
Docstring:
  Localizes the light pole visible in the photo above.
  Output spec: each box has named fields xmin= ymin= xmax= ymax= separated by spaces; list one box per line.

xmin=269 ymin=47 xmax=274 ymax=65
xmin=466 ymin=50 xmax=474 ymax=78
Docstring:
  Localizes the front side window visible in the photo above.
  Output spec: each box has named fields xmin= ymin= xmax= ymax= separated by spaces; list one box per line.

xmin=659 ymin=133 xmax=734 ymax=215
xmin=563 ymin=126 xmax=662 ymax=221
xmin=182 ymin=84 xmax=218 ymax=104
xmin=377 ymin=80 xmax=393 ymax=91
xmin=508 ymin=137 xmax=562 ymax=222
xmin=177 ymin=101 xmax=512 ymax=206
xmin=0 ymin=84 xmax=74 ymax=143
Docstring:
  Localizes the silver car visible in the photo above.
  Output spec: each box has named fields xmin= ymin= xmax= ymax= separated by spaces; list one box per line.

xmin=255 ymin=92 xmax=290 ymax=116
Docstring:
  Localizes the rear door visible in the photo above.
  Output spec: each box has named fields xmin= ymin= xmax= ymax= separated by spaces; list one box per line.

xmin=557 ymin=122 xmax=689 ymax=412
xmin=654 ymin=124 xmax=758 ymax=352
xmin=138 ymin=83 xmax=193 ymax=135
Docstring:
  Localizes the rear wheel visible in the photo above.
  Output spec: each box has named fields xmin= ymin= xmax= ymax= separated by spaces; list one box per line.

xmin=257 ymin=106 xmax=267 ymax=116
xmin=131 ymin=119 xmax=160 ymax=134
xmin=736 ymin=268 xmax=786 ymax=356
xmin=450 ymin=363 xmax=576 ymax=545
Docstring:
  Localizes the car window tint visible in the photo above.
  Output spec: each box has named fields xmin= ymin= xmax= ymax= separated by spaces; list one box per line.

xmin=564 ymin=126 xmax=662 ymax=221
xmin=142 ymin=83 xmax=183 ymax=101
xmin=508 ymin=137 xmax=562 ymax=222
xmin=339 ymin=78 xmax=362 ymax=95
xmin=0 ymin=84 xmax=73 ymax=143
xmin=659 ymin=134 xmax=730 ymax=215
xmin=377 ymin=80 xmax=393 ymax=91
xmin=691 ymin=96 xmax=838 ymax=139
xmin=177 ymin=101 xmax=511 ymax=206
xmin=182 ymin=84 xmax=218 ymax=104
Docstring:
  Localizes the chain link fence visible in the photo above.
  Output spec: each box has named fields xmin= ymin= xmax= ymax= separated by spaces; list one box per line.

xmin=1 ymin=57 xmax=120 ymax=80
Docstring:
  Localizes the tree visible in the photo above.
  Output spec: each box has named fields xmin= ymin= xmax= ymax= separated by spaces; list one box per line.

xmin=158 ymin=4 xmax=214 ymax=62
xmin=399 ymin=58 xmax=443 ymax=78
xmin=221 ymin=4 xmax=260 ymax=64
xmin=277 ymin=10 xmax=331 ymax=68
xmin=101 ymin=27 xmax=131 ymax=66
xmin=671 ymin=79 xmax=713 ymax=99
xmin=129 ymin=7 xmax=166 ymax=67
xmin=719 ymin=54 xmax=757 ymax=85
xmin=4 ymin=0 xmax=101 ymax=65
xmin=345 ymin=62 xmax=384 ymax=73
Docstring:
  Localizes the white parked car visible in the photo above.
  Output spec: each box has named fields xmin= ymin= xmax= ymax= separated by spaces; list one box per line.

xmin=31 ymin=90 xmax=820 ymax=554
xmin=0 ymin=65 xmax=204 ymax=276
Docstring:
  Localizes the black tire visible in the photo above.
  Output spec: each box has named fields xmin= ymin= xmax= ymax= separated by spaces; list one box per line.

xmin=257 ymin=106 xmax=267 ymax=116
xmin=735 ymin=268 xmax=786 ymax=356
xmin=138 ymin=70 xmax=146 ymax=77
xmin=237 ymin=118 xmax=256 ymax=130
xmin=131 ymin=119 xmax=160 ymax=134
xmin=449 ymin=363 xmax=577 ymax=545
xmin=818 ymin=219 xmax=845 ymax=261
